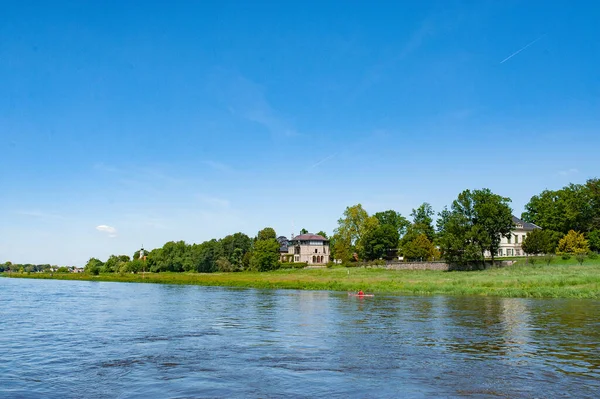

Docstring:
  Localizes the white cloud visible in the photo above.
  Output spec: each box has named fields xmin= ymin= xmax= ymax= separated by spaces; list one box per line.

xmin=96 ymin=225 xmax=117 ymax=238
xmin=558 ymin=168 xmax=579 ymax=176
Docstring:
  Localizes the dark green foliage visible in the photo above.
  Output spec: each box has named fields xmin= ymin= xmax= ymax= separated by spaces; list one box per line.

xmin=374 ymin=210 xmax=410 ymax=237
xmin=561 ymin=253 xmax=572 ymax=260
xmin=587 ymin=230 xmax=600 ymax=252
xmin=362 ymin=224 xmax=399 ymax=261
xmin=250 ymin=239 xmax=280 ymax=271
xmin=85 ymin=258 xmax=103 ymax=275
xmin=437 ymin=188 xmax=513 ymax=267
xmin=522 ymin=181 xmax=597 ymax=234
xmin=403 ymin=234 xmax=437 ymax=261
xmin=588 ymin=252 xmax=598 ymax=260
xmin=575 ymin=253 xmax=587 ymax=265
xmin=300 ymin=228 xmax=308 ymax=235
xmin=256 ymin=227 xmax=277 ymax=241
xmin=410 ymin=203 xmax=436 ymax=241
xmin=316 ymin=231 xmax=328 ymax=239
xmin=522 ymin=229 xmax=562 ymax=255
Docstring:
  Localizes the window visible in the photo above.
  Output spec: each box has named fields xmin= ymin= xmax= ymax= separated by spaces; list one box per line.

xmin=294 ymin=256 xmax=299 ymax=262
xmin=516 ymin=249 xmax=521 ymax=256
xmin=498 ymin=249 xmax=503 ymax=256
xmin=514 ymin=234 xmax=519 ymax=243
xmin=507 ymin=235 xmax=511 ymax=244
xmin=315 ymin=249 xmax=318 ymax=253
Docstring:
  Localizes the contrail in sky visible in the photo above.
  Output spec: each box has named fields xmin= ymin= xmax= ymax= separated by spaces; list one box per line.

xmin=500 ymin=34 xmax=546 ymax=64
xmin=311 ymin=153 xmax=337 ymax=169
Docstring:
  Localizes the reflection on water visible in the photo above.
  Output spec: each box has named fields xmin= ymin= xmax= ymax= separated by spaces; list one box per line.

xmin=0 ymin=278 xmax=598 ymax=398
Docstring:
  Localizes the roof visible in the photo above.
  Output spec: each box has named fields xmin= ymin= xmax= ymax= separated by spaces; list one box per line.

xmin=512 ymin=216 xmax=541 ymax=231
xmin=290 ymin=233 xmax=328 ymax=241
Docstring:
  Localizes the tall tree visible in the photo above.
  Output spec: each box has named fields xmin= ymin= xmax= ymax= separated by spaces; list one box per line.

xmin=300 ymin=228 xmax=309 ymax=235
xmin=257 ymin=227 xmax=277 ymax=241
xmin=374 ymin=210 xmax=410 ymax=237
xmin=587 ymin=230 xmax=600 ymax=253
xmin=333 ymin=204 xmax=373 ymax=260
xmin=521 ymin=229 xmax=561 ymax=255
xmin=586 ymin=178 xmax=600 ymax=231
xmin=522 ymin=183 xmax=592 ymax=234
xmin=362 ymin=224 xmax=399 ymax=261
xmin=250 ymin=239 xmax=280 ymax=271
xmin=410 ymin=203 xmax=436 ymax=241
xmin=437 ymin=189 xmax=513 ymax=267
xmin=471 ymin=188 xmax=514 ymax=265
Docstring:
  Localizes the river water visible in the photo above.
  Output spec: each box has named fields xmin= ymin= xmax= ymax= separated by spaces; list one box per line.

xmin=0 ymin=278 xmax=598 ymax=398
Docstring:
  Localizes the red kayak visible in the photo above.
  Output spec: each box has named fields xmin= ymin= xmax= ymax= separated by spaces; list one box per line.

xmin=348 ymin=293 xmax=374 ymax=297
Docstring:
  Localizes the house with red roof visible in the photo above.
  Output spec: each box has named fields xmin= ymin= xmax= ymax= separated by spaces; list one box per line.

xmin=279 ymin=233 xmax=330 ymax=265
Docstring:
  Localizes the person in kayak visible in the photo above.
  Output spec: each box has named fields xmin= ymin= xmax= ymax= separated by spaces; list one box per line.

xmin=358 ymin=289 xmax=364 ymax=296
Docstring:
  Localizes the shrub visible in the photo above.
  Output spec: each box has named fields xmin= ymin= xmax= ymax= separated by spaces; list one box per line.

xmin=279 ymin=262 xmax=307 ymax=269
xmin=527 ymin=257 xmax=537 ymax=266
xmin=561 ymin=253 xmax=572 ymax=260
xmin=588 ymin=252 xmax=598 ymax=260
xmin=575 ymin=253 xmax=587 ymax=265
xmin=542 ymin=254 xmax=555 ymax=265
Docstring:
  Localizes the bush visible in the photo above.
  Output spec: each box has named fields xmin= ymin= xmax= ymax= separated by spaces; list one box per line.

xmin=527 ymin=257 xmax=537 ymax=266
xmin=279 ymin=262 xmax=307 ymax=269
xmin=575 ymin=253 xmax=587 ymax=265
xmin=561 ymin=253 xmax=572 ymax=260
xmin=542 ymin=254 xmax=555 ymax=265
xmin=588 ymin=252 xmax=598 ymax=260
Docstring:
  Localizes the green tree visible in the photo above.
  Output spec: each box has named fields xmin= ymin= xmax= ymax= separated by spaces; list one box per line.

xmin=557 ymin=230 xmax=589 ymax=255
xmin=85 ymin=258 xmax=103 ymax=275
xmin=586 ymin=178 xmax=600 ymax=231
xmin=374 ymin=210 xmax=410 ymax=237
xmin=410 ymin=203 xmax=436 ymax=241
xmin=522 ymin=183 xmax=592 ymax=234
xmin=333 ymin=204 xmax=375 ymax=260
xmin=220 ymin=232 xmax=252 ymax=263
xmin=250 ymin=239 xmax=280 ymax=271
xmin=330 ymin=234 xmax=352 ymax=263
xmin=403 ymin=234 xmax=438 ymax=261
xmin=586 ymin=230 xmax=600 ymax=252
xmin=316 ymin=231 xmax=328 ymax=239
xmin=216 ymin=256 xmax=234 ymax=272
xmin=521 ymin=229 xmax=562 ymax=255
xmin=471 ymin=188 xmax=514 ymax=265
xmin=362 ymin=224 xmax=399 ymax=261
xmin=437 ymin=189 xmax=513 ymax=268
xmin=257 ymin=227 xmax=277 ymax=241
xmin=300 ymin=228 xmax=308 ymax=235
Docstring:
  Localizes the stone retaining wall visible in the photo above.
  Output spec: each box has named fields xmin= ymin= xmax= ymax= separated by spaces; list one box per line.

xmin=366 ymin=260 xmax=517 ymax=271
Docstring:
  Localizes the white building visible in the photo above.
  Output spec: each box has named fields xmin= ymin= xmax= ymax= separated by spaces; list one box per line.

xmin=279 ymin=233 xmax=330 ymax=264
xmin=486 ymin=216 xmax=541 ymax=258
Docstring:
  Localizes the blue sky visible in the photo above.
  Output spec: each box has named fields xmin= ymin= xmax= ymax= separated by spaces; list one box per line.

xmin=1 ymin=1 xmax=599 ymax=266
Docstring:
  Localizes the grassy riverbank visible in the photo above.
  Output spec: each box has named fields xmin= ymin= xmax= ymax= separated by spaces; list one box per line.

xmin=3 ymin=260 xmax=600 ymax=298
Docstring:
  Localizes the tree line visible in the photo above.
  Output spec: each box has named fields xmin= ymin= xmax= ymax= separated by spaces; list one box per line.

xmin=330 ymin=178 xmax=600 ymax=267
xmin=2 ymin=178 xmax=598 ymax=274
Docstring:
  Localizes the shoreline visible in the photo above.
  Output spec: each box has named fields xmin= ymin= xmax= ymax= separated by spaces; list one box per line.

xmin=3 ymin=264 xmax=599 ymax=299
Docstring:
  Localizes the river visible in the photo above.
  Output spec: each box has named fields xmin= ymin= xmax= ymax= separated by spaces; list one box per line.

xmin=0 ymin=278 xmax=598 ymax=398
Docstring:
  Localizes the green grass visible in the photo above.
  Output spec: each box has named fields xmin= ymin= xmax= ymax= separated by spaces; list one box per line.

xmin=3 ymin=260 xmax=600 ymax=299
